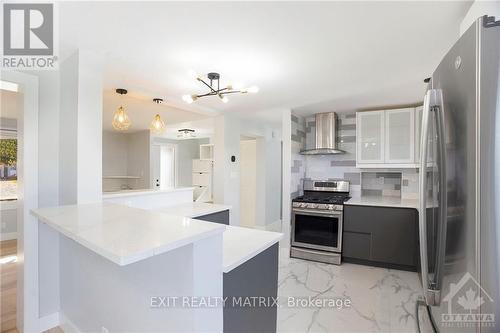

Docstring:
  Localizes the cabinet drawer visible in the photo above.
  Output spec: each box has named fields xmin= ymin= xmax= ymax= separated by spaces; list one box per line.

xmin=192 ymin=173 xmax=210 ymax=186
xmin=343 ymin=205 xmax=418 ymax=270
xmin=193 ymin=159 xmax=212 ymax=173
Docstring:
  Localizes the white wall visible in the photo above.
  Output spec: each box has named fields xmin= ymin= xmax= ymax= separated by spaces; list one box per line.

xmin=102 ymin=131 xmax=129 ymax=176
xmin=36 ymin=71 xmax=61 ymax=319
xmin=128 ymin=130 xmax=151 ymax=189
xmin=213 ymin=115 xmax=241 ymax=225
xmin=460 ymin=1 xmax=500 ymax=35
xmin=240 ymin=139 xmax=257 ymax=227
xmin=213 ymin=114 xmax=282 ymax=227
xmin=281 ymin=109 xmax=292 ymax=249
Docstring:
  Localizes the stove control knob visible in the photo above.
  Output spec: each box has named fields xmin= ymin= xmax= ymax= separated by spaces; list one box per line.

xmin=309 ymin=203 xmax=318 ymax=209
xmin=300 ymin=203 xmax=308 ymax=208
xmin=328 ymin=204 xmax=335 ymax=210
xmin=292 ymin=202 xmax=300 ymax=208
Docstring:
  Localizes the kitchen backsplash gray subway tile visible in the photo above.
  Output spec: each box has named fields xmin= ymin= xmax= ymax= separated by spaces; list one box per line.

xmin=361 ymin=172 xmax=402 ymax=197
xmin=330 ymin=160 xmax=356 ymax=167
xmin=291 ymin=113 xmax=307 ymax=197
xmin=291 ymin=160 xmax=303 ymax=173
xmin=362 ymin=189 xmax=383 ymax=196
xmin=343 ymin=172 xmax=361 ymax=185
xmin=340 ymin=124 xmax=356 ymax=131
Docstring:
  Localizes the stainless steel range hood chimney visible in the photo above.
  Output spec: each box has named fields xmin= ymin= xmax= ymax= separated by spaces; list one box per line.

xmin=300 ymin=112 xmax=345 ymax=155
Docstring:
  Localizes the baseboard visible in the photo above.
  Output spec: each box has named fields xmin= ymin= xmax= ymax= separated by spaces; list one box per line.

xmin=38 ymin=312 xmax=59 ymax=332
xmin=59 ymin=313 xmax=82 ymax=333
xmin=0 ymin=232 xmax=17 ymax=241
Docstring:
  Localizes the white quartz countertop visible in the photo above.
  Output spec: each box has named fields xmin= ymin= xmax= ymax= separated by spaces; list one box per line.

xmin=30 ymin=203 xmax=225 ymax=266
xmin=152 ymin=202 xmax=282 ymax=272
xmin=345 ymin=196 xmax=419 ymax=209
xmin=222 ymin=226 xmax=283 ymax=273
xmin=102 ymin=187 xmax=194 ymax=199
xmin=155 ymin=202 xmax=231 ymax=218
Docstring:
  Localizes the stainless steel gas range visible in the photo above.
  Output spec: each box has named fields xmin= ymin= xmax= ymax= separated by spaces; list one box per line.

xmin=291 ymin=179 xmax=350 ymax=265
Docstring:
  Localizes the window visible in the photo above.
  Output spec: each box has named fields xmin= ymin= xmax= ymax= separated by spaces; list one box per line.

xmin=0 ymin=129 xmax=17 ymax=201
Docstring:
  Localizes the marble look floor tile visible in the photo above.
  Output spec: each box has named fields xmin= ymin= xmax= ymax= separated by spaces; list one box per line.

xmin=277 ymin=249 xmax=422 ymax=333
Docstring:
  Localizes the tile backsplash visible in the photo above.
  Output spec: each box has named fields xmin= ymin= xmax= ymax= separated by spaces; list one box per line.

xmin=291 ymin=111 xmax=420 ymax=199
xmin=361 ymin=172 xmax=402 ymax=197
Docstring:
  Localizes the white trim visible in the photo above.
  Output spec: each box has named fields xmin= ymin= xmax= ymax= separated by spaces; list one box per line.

xmin=38 ymin=312 xmax=60 ymax=332
xmin=0 ymin=232 xmax=17 ymax=241
xmin=1 ymin=70 xmax=39 ymax=332
xmin=356 ymin=163 xmax=419 ymax=169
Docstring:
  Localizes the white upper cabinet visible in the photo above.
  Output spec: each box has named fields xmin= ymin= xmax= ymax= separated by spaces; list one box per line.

xmin=357 ymin=106 xmax=422 ymax=168
xmin=356 ymin=111 xmax=385 ymax=164
xmin=385 ymin=108 xmax=414 ymax=164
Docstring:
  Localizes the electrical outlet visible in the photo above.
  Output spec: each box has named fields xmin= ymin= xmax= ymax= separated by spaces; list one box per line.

xmin=101 ymin=327 xmax=109 ymax=333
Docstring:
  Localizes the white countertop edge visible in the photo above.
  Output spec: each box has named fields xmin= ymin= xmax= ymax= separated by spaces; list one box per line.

xmin=31 ymin=207 xmax=226 ymax=266
xmin=155 ymin=202 xmax=232 ymax=218
xmin=344 ymin=196 xmax=418 ymax=209
xmin=102 ymin=187 xmax=194 ymax=199
xmin=223 ymin=230 xmax=283 ymax=273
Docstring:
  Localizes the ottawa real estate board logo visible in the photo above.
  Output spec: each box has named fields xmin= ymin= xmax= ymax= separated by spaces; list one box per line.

xmin=441 ymin=272 xmax=495 ymax=329
xmin=2 ymin=2 xmax=57 ymax=69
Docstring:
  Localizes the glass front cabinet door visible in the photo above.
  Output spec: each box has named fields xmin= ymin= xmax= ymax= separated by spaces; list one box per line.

xmin=356 ymin=110 xmax=385 ymax=164
xmin=385 ymin=108 xmax=415 ymax=164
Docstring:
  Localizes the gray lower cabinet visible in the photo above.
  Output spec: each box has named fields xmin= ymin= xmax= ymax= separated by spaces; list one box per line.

xmin=195 ymin=210 xmax=230 ymax=225
xmin=343 ymin=205 xmax=418 ymax=271
xmin=223 ymin=244 xmax=279 ymax=333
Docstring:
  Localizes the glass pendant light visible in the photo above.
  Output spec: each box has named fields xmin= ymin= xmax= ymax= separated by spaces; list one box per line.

xmin=112 ymin=89 xmax=131 ymax=130
xmin=150 ymin=98 xmax=166 ymax=134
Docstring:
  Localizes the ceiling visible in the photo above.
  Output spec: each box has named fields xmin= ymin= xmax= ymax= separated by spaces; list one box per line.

xmin=59 ymin=1 xmax=472 ymax=118
xmin=103 ymin=89 xmax=208 ymax=132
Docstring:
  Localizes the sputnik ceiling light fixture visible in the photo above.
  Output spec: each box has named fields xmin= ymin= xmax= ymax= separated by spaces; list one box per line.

xmin=112 ymin=88 xmax=131 ymax=131
xmin=150 ymin=98 xmax=166 ymax=134
xmin=182 ymin=72 xmax=258 ymax=104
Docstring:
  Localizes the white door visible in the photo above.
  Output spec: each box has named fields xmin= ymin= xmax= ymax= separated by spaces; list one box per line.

xmin=160 ymin=145 xmax=175 ymax=189
xmin=151 ymin=145 xmax=161 ymax=189
xmin=385 ymin=108 xmax=415 ymax=163
xmin=151 ymin=144 xmax=176 ymax=189
xmin=357 ymin=111 xmax=385 ymax=164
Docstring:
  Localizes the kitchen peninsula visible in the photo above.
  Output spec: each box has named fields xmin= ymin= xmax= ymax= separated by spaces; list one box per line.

xmin=31 ymin=200 xmax=282 ymax=332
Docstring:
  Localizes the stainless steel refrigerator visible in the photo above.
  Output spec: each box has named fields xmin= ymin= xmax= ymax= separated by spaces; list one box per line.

xmin=416 ymin=16 xmax=499 ymax=333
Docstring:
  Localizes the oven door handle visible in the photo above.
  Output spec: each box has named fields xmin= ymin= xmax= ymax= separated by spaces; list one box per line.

xmin=292 ymin=208 xmax=342 ymax=217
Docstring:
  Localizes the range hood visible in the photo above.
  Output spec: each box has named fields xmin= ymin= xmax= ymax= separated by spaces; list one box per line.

xmin=300 ymin=112 xmax=345 ymax=155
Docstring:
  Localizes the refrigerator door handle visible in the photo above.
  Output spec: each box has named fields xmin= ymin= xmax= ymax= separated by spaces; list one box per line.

xmin=419 ymin=89 xmax=445 ymax=306
xmin=433 ymin=89 xmax=447 ymax=306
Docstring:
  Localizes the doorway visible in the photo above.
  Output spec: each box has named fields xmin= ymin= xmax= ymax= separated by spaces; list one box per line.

xmin=151 ymin=144 xmax=177 ymax=189
xmin=0 ymin=71 xmax=39 ymax=332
